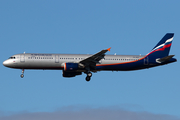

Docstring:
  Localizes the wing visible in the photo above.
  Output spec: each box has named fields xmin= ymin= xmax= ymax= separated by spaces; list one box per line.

xmin=79 ymin=47 xmax=111 ymax=70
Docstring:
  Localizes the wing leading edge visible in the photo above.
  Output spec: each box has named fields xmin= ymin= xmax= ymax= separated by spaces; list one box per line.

xmin=79 ymin=47 xmax=111 ymax=70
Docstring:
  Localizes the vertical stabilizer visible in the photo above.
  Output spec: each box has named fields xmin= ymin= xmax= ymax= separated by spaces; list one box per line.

xmin=147 ymin=33 xmax=174 ymax=58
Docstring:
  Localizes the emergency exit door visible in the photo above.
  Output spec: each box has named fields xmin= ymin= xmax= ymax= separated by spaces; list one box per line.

xmin=55 ymin=55 xmax=59 ymax=63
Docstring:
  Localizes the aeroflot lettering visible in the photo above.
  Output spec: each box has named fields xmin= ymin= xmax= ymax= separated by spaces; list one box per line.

xmin=31 ymin=54 xmax=52 ymax=56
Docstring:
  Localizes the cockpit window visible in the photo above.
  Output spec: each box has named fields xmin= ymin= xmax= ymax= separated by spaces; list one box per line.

xmin=9 ymin=57 xmax=16 ymax=59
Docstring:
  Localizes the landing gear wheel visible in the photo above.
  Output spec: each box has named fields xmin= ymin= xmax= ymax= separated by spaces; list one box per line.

xmin=87 ymin=72 xmax=92 ymax=77
xmin=85 ymin=71 xmax=92 ymax=82
xmin=20 ymin=74 xmax=24 ymax=78
xmin=86 ymin=76 xmax=91 ymax=82
xmin=20 ymin=69 xmax=24 ymax=78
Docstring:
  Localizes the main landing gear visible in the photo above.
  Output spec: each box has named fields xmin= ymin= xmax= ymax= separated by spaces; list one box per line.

xmin=20 ymin=69 xmax=24 ymax=78
xmin=85 ymin=72 xmax=92 ymax=82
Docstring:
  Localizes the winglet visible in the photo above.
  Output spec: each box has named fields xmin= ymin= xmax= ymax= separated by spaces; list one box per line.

xmin=107 ymin=47 xmax=111 ymax=51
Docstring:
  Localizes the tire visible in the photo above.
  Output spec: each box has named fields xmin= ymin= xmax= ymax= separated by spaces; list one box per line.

xmin=20 ymin=74 xmax=24 ymax=78
xmin=86 ymin=76 xmax=90 ymax=81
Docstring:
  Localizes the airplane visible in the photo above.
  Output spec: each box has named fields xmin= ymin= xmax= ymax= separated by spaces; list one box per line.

xmin=3 ymin=33 xmax=177 ymax=81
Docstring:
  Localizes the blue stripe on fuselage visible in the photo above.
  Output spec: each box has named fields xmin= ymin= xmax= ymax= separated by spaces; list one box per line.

xmin=96 ymin=59 xmax=146 ymax=71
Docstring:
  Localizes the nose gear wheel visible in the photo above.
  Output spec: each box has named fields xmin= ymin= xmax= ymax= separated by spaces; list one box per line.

xmin=20 ymin=69 xmax=24 ymax=78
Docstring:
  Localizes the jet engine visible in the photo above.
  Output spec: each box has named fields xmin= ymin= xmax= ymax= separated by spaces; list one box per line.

xmin=64 ymin=63 xmax=84 ymax=71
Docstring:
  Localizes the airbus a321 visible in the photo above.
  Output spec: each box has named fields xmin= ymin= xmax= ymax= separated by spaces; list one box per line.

xmin=3 ymin=33 xmax=177 ymax=81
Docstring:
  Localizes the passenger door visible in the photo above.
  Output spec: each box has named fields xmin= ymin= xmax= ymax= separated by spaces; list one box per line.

xmin=144 ymin=56 xmax=148 ymax=65
xmin=20 ymin=54 xmax=25 ymax=62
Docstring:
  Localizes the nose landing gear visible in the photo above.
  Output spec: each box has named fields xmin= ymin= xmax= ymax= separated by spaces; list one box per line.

xmin=20 ymin=69 xmax=24 ymax=78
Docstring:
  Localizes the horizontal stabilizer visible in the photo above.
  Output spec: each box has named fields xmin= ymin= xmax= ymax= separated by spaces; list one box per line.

xmin=156 ymin=55 xmax=175 ymax=63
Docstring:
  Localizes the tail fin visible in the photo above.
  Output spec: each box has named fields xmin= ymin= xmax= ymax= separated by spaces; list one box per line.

xmin=147 ymin=33 xmax=174 ymax=58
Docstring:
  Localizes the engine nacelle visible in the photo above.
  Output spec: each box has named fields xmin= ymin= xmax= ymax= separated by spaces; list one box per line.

xmin=62 ymin=71 xmax=82 ymax=77
xmin=64 ymin=63 xmax=79 ymax=71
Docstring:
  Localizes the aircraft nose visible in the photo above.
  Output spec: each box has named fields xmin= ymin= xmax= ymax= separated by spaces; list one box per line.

xmin=3 ymin=60 xmax=10 ymax=67
xmin=3 ymin=60 xmax=7 ymax=66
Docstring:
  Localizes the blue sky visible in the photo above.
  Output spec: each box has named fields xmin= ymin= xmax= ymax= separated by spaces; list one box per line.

xmin=0 ymin=0 xmax=180 ymax=119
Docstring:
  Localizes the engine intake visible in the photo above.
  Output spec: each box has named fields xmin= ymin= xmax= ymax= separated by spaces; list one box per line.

xmin=64 ymin=63 xmax=79 ymax=71
xmin=64 ymin=63 xmax=85 ymax=71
